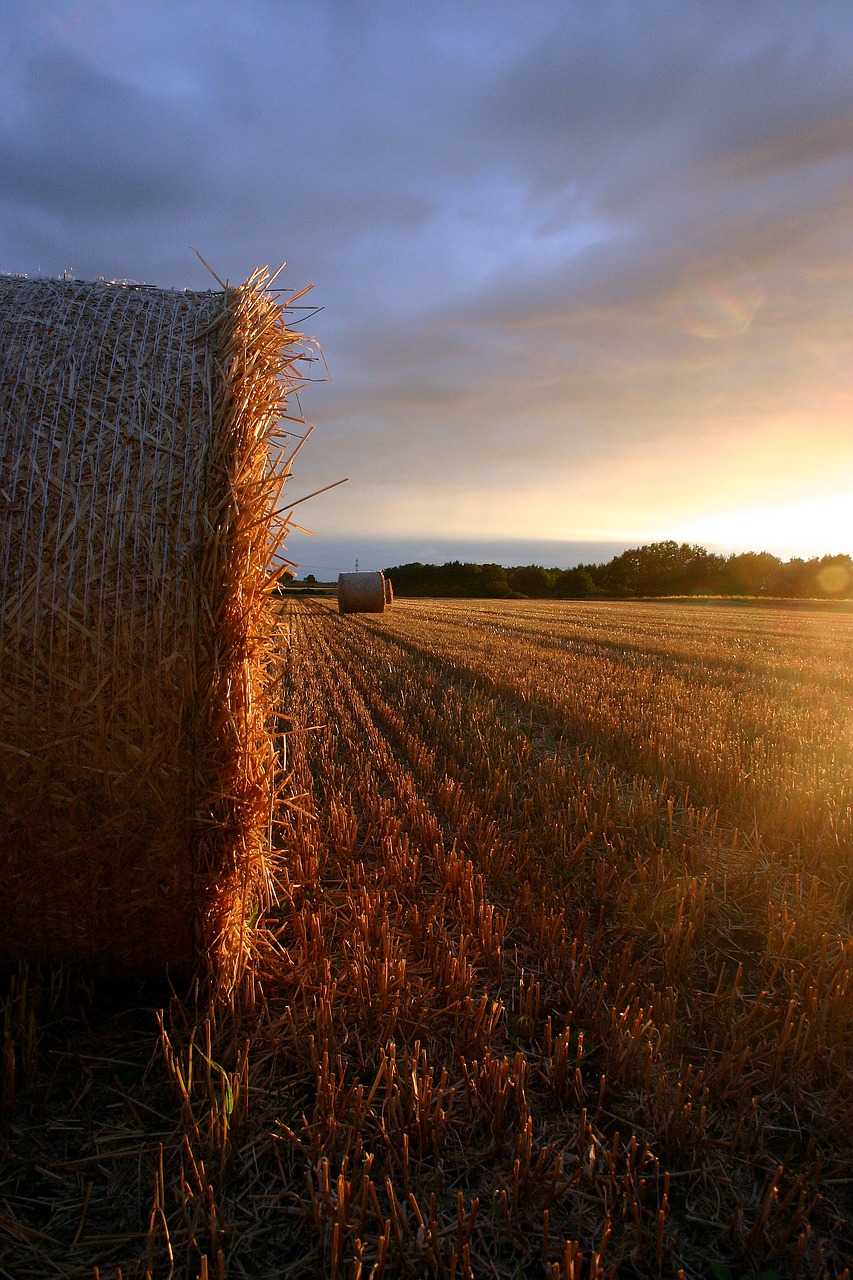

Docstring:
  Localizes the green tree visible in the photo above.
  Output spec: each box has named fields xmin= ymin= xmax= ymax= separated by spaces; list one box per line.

xmin=554 ymin=566 xmax=597 ymax=597
xmin=506 ymin=564 xmax=552 ymax=597
xmin=724 ymin=552 xmax=782 ymax=596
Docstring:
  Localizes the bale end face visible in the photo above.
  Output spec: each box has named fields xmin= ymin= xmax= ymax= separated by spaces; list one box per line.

xmin=338 ymin=571 xmax=387 ymax=614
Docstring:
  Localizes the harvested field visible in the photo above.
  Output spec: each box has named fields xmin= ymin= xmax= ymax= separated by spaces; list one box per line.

xmin=2 ymin=597 xmax=852 ymax=1279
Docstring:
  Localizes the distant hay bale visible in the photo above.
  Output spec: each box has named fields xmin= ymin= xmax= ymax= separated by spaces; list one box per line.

xmin=338 ymin=571 xmax=387 ymax=614
xmin=0 ymin=268 xmax=311 ymax=981
xmin=384 ymin=576 xmax=394 ymax=606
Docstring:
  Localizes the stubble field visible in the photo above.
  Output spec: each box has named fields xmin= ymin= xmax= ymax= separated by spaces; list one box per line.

xmin=2 ymin=596 xmax=852 ymax=1279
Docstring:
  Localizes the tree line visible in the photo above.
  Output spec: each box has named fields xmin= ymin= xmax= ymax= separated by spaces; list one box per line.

xmin=384 ymin=541 xmax=853 ymax=600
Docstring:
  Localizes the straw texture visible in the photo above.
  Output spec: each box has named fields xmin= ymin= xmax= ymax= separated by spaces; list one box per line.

xmin=0 ymin=269 xmax=308 ymax=979
xmin=338 ymin=571 xmax=387 ymax=614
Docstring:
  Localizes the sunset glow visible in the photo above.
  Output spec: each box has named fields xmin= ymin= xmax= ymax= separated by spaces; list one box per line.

xmin=679 ymin=492 xmax=853 ymax=559
xmin=2 ymin=3 xmax=853 ymax=568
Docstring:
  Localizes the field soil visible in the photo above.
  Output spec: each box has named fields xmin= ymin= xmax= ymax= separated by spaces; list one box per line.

xmin=2 ymin=598 xmax=852 ymax=1279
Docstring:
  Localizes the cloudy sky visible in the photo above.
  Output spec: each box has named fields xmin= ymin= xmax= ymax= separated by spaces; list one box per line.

xmin=2 ymin=0 xmax=853 ymax=570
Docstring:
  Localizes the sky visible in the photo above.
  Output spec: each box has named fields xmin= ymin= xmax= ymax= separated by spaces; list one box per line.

xmin=2 ymin=0 xmax=853 ymax=575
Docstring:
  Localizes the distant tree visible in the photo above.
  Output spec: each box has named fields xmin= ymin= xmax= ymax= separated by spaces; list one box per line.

xmin=386 ymin=545 xmax=852 ymax=600
xmin=771 ymin=557 xmax=813 ymax=597
xmin=601 ymin=541 xmax=722 ymax=597
xmin=683 ymin=546 xmax=727 ymax=594
xmin=601 ymin=553 xmax=633 ymax=597
xmin=304 ymin=573 xmax=317 ymax=583
xmin=506 ymin=564 xmax=552 ymax=597
xmin=383 ymin=562 xmax=433 ymax=595
xmin=384 ymin=561 xmax=513 ymax=597
xmin=554 ymin=566 xmax=597 ymax=598
xmin=636 ymin=541 xmax=686 ymax=595
xmin=477 ymin=563 xmax=513 ymax=597
xmin=724 ymin=551 xmax=782 ymax=596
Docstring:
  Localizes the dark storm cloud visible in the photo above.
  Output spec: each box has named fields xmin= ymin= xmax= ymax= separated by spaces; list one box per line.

xmin=316 ymin=1 xmax=853 ymax=483
xmin=0 ymin=51 xmax=203 ymax=220
xmin=464 ymin=2 xmax=853 ymax=203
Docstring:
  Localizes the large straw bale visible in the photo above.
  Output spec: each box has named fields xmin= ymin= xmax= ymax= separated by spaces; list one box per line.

xmin=338 ymin=571 xmax=387 ymax=614
xmin=0 ymin=268 xmax=310 ymax=980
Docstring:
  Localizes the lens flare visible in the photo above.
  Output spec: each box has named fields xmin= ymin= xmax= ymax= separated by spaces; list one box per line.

xmin=816 ymin=563 xmax=852 ymax=595
xmin=678 ymin=257 xmax=763 ymax=339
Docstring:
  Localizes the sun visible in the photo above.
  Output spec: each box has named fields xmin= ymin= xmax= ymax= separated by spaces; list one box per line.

xmin=678 ymin=492 xmax=853 ymax=559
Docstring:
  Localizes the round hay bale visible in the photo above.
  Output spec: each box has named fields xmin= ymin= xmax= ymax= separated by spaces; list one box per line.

xmin=338 ymin=571 xmax=386 ymax=614
xmin=384 ymin=576 xmax=394 ymax=606
xmin=0 ymin=268 xmax=310 ymax=981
